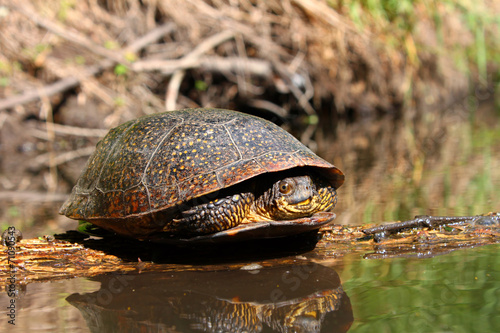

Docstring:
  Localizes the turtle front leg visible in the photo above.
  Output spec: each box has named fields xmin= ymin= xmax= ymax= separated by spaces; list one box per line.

xmin=171 ymin=193 xmax=254 ymax=234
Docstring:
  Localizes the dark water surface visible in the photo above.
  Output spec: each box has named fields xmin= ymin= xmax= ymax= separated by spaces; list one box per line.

xmin=2 ymin=102 xmax=500 ymax=332
xmin=1 ymin=243 xmax=499 ymax=332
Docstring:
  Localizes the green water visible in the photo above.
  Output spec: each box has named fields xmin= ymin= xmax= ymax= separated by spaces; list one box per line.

xmin=341 ymin=244 xmax=500 ymax=332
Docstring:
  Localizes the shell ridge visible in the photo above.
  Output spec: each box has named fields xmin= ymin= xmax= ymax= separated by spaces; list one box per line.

xmin=253 ymin=157 xmax=269 ymax=172
xmin=143 ymin=180 xmax=152 ymax=212
xmin=215 ymin=170 xmax=225 ymax=188
xmin=141 ymin=116 xmax=184 ymax=183
xmin=73 ymin=184 xmax=92 ymax=195
xmin=95 ymin=120 xmax=138 ymax=193
xmin=182 ymin=112 xmax=238 ymax=126
xmin=222 ymin=122 xmax=243 ymax=161
xmin=192 ymin=148 xmax=322 ymax=181
xmin=175 ymin=183 xmax=182 ymax=203
xmin=240 ymin=149 xmax=309 ymax=166
xmin=290 ymin=149 xmax=310 ymax=166
xmin=216 ymin=115 xmax=239 ymax=125
xmin=140 ymin=114 xmax=185 ymax=212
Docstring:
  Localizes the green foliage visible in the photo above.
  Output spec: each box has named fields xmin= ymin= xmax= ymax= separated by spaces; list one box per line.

xmin=114 ymin=64 xmax=128 ymax=76
xmin=74 ymin=55 xmax=86 ymax=65
xmin=331 ymin=0 xmax=500 ymax=80
xmin=361 ymin=0 xmax=416 ymax=31
xmin=12 ymin=61 xmax=22 ymax=72
xmin=195 ymin=80 xmax=208 ymax=91
xmin=22 ymin=43 xmax=52 ymax=61
xmin=77 ymin=220 xmax=107 ymax=235
xmin=306 ymin=114 xmax=319 ymax=125
xmin=443 ymin=0 xmax=499 ymax=81
xmin=113 ymin=96 xmax=126 ymax=107
xmin=57 ymin=0 xmax=76 ymax=21
xmin=0 ymin=205 xmax=34 ymax=234
xmin=339 ymin=0 xmax=423 ymax=35
xmin=7 ymin=206 xmax=20 ymax=218
xmin=124 ymin=52 xmax=138 ymax=62
xmin=104 ymin=40 xmax=119 ymax=50
xmin=0 ymin=60 xmax=11 ymax=74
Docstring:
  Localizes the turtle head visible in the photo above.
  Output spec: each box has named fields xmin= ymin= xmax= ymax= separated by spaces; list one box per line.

xmin=263 ymin=175 xmax=337 ymax=220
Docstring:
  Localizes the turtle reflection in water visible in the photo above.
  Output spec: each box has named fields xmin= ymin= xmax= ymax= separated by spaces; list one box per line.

xmin=66 ymin=263 xmax=353 ymax=332
xmin=60 ymin=108 xmax=344 ymax=243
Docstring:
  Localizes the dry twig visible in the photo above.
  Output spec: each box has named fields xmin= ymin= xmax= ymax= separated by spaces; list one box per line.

xmin=11 ymin=3 xmax=127 ymax=64
xmin=32 ymin=146 xmax=97 ymax=169
xmin=30 ymin=123 xmax=108 ymax=140
xmin=164 ymin=30 xmax=236 ymax=110
xmin=0 ymin=191 xmax=68 ymax=202
xmin=362 ymin=214 xmax=500 ymax=237
xmin=132 ymin=56 xmax=271 ymax=76
xmin=0 ymin=23 xmax=175 ymax=111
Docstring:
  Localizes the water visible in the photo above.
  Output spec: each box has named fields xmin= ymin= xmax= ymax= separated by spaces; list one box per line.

xmin=340 ymin=244 xmax=500 ymax=332
xmin=0 ymin=278 xmax=98 ymax=332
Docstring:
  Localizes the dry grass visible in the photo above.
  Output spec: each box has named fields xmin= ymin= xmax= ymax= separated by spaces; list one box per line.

xmin=2 ymin=0 xmax=493 ymax=120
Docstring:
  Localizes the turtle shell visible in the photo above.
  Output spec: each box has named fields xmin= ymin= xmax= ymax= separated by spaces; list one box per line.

xmin=60 ymin=108 xmax=344 ymax=239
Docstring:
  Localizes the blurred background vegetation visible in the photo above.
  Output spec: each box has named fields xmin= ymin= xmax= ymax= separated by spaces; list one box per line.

xmin=0 ymin=0 xmax=499 ymax=236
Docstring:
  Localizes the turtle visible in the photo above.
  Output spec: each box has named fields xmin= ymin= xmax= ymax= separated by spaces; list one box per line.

xmin=60 ymin=108 xmax=344 ymax=243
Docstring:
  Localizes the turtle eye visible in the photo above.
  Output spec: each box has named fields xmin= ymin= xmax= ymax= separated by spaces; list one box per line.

xmin=278 ymin=180 xmax=293 ymax=194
